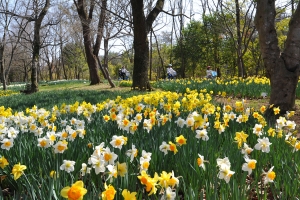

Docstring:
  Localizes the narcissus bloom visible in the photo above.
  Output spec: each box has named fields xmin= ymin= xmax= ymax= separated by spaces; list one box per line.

xmin=126 ymin=144 xmax=138 ymax=162
xmin=168 ymin=142 xmax=178 ymax=154
xmin=175 ymin=135 xmax=187 ymax=146
xmin=260 ymin=105 xmax=266 ymax=114
xmin=110 ymin=135 xmax=125 ymax=149
xmin=197 ymin=154 xmax=206 ymax=170
xmin=159 ymin=141 xmax=170 ymax=155
xmin=53 ymin=140 xmax=68 ymax=153
xmin=241 ymin=143 xmax=253 ymax=155
xmin=263 ymin=166 xmax=276 ymax=185
xmin=122 ymin=189 xmax=137 ymax=200
xmin=60 ymin=160 xmax=75 ymax=173
xmin=216 ymin=157 xmax=231 ymax=168
xmin=195 ymin=129 xmax=209 ymax=141
xmin=140 ymin=157 xmax=150 ymax=172
xmin=254 ymin=137 xmax=272 ymax=153
xmin=293 ymin=141 xmax=300 ymax=152
xmin=175 ymin=117 xmax=186 ymax=128
xmin=80 ymin=163 xmax=91 ymax=176
xmin=218 ymin=165 xmax=235 ymax=183
xmin=1 ymin=138 xmax=14 ymax=150
xmin=103 ymin=147 xmax=118 ymax=165
xmin=234 ymin=131 xmax=248 ymax=148
xmin=273 ymin=107 xmax=280 ymax=115
xmin=38 ymin=137 xmax=51 ymax=148
xmin=253 ymin=124 xmax=263 ymax=136
xmin=60 ymin=180 xmax=87 ymax=200
xmin=241 ymin=156 xmax=256 ymax=175
xmin=117 ymin=162 xmax=127 ymax=177
xmin=50 ymin=170 xmax=57 ymax=178
xmin=11 ymin=163 xmax=27 ymax=180
xmin=161 ymin=187 xmax=176 ymax=200
xmin=101 ymin=183 xmax=116 ymax=200
xmin=0 ymin=156 xmax=9 ymax=169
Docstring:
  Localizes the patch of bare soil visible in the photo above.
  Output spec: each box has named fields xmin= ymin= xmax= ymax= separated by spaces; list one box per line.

xmin=214 ymin=96 xmax=300 ymax=137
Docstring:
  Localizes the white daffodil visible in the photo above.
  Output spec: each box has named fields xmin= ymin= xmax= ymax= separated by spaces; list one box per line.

xmin=218 ymin=165 xmax=235 ymax=183
xmin=262 ymin=166 xmax=276 ymax=185
xmin=241 ymin=156 xmax=257 ymax=175
xmin=195 ymin=129 xmax=209 ymax=141
xmin=159 ymin=141 xmax=170 ymax=155
xmin=254 ymin=137 xmax=272 ymax=153
xmin=60 ymin=160 xmax=75 ymax=173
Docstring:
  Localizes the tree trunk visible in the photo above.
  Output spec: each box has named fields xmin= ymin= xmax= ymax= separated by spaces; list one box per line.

xmin=235 ymin=0 xmax=244 ymax=77
xmin=102 ymin=38 xmax=110 ymax=81
xmin=255 ymin=0 xmax=300 ymax=115
xmin=82 ymin=28 xmax=101 ymax=84
xmin=0 ymin=45 xmax=6 ymax=90
xmin=131 ymin=0 xmax=150 ymax=90
xmin=29 ymin=0 xmax=50 ymax=93
xmin=130 ymin=0 xmax=165 ymax=90
xmin=74 ymin=0 xmax=101 ymax=85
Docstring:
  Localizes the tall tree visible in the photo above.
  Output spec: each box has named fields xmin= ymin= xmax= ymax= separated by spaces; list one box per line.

xmin=73 ymin=0 xmax=101 ymax=85
xmin=30 ymin=0 xmax=50 ymax=92
xmin=130 ymin=0 xmax=164 ymax=90
xmin=255 ymin=0 xmax=300 ymax=115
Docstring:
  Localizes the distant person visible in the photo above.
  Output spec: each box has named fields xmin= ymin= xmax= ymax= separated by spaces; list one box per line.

xmin=167 ymin=64 xmax=176 ymax=80
xmin=118 ymin=69 xmax=123 ymax=80
xmin=206 ymin=66 xmax=213 ymax=79
xmin=120 ymin=66 xmax=129 ymax=80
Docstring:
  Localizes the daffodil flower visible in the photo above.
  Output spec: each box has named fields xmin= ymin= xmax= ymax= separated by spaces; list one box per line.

xmin=60 ymin=181 xmax=87 ymax=200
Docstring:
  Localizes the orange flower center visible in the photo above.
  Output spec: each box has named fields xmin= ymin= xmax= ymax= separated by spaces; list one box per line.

xmin=140 ymin=177 xmax=148 ymax=185
xmin=104 ymin=153 xmax=112 ymax=161
xmin=248 ymin=161 xmax=256 ymax=169
xmin=40 ymin=140 xmax=47 ymax=147
xmin=4 ymin=141 xmax=11 ymax=147
xmin=62 ymin=132 xmax=68 ymax=138
xmin=57 ymin=144 xmax=66 ymax=152
xmin=115 ymin=139 xmax=122 ymax=146
xmin=197 ymin=158 xmax=202 ymax=166
xmin=267 ymin=171 xmax=276 ymax=180
xmin=68 ymin=186 xmax=82 ymax=200
xmin=142 ymin=162 xmax=149 ymax=169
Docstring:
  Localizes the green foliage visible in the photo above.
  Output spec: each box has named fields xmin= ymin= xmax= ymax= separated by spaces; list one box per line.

xmin=62 ymin=43 xmax=89 ymax=79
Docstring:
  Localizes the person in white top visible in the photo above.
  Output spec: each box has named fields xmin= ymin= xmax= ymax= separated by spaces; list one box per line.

xmin=120 ymin=66 xmax=129 ymax=80
xmin=167 ymin=64 xmax=176 ymax=80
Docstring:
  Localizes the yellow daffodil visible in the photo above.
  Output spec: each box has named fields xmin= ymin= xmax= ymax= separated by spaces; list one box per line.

xmin=234 ymin=131 xmax=248 ymax=148
xmin=50 ymin=170 xmax=57 ymax=179
xmin=11 ymin=163 xmax=27 ymax=180
xmin=122 ymin=189 xmax=137 ymax=200
xmin=117 ymin=162 xmax=127 ymax=177
xmin=273 ymin=107 xmax=280 ymax=115
xmin=0 ymin=156 xmax=9 ymax=169
xmin=60 ymin=180 xmax=87 ymax=200
xmin=175 ymin=135 xmax=187 ymax=146
xmin=101 ymin=183 xmax=116 ymax=200
xmin=168 ymin=142 xmax=178 ymax=154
